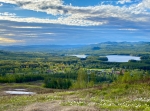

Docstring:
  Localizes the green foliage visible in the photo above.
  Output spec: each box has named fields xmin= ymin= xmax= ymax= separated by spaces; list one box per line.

xmin=98 ymin=57 xmax=108 ymax=61
xmin=87 ymin=81 xmax=94 ymax=87
xmin=1 ymin=42 xmax=150 ymax=90
xmin=78 ymin=42 xmax=150 ymax=55
xmin=90 ymin=72 xmax=96 ymax=83
xmin=86 ymin=56 xmax=108 ymax=63
xmin=1 ymin=42 xmax=150 ymax=110
xmin=121 ymin=72 xmax=131 ymax=83
xmin=71 ymin=68 xmax=88 ymax=89
xmin=0 ymin=74 xmax=44 ymax=83
xmin=120 ymin=70 xmax=147 ymax=83
xmin=1 ymin=70 xmax=150 ymax=111
xmin=44 ymin=77 xmax=72 ymax=89
xmin=77 ymin=68 xmax=87 ymax=82
xmin=92 ymin=47 xmax=100 ymax=50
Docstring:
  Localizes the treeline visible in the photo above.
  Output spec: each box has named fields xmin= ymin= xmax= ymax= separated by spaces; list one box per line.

xmin=117 ymin=70 xmax=150 ymax=84
xmin=44 ymin=78 xmax=72 ymax=89
xmin=0 ymin=68 xmax=116 ymax=89
xmin=0 ymin=74 xmax=44 ymax=83
xmin=71 ymin=68 xmax=116 ymax=89
xmin=1 ymin=50 xmax=150 ymax=78
xmin=75 ymin=42 xmax=150 ymax=55
xmin=0 ymin=72 xmax=78 ymax=83
xmin=81 ymin=60 xmax=150 ymax=70
xmin=140 ymin=55 xmax=150 ymax=60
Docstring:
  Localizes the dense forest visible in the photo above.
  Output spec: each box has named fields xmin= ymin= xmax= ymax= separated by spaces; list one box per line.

xmin=0 ymin=42 xmax=150 ymax=89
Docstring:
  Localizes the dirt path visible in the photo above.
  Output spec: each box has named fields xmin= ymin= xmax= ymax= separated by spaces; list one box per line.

xmin=23 ymin=100 xmax=99 ymax=111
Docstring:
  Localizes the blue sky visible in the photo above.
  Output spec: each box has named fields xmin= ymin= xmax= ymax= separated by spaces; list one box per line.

xmin=0 ymin=0 xmax=150 ymax=45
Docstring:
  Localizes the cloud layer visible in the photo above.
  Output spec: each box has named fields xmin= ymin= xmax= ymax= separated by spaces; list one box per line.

xmin=0 ymin=37 xmax=24 ymax=44
xmin=117 ymin=0 xmax=132 ymax=4
xmin=0 ymin=0 xmax=150 ymax=45
xmin=0 ymin=0 xmax=150 ymax=26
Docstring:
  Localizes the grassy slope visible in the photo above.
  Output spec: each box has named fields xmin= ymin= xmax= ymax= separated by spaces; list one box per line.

xmin=0 ymin=81 xmax=150 ymax=111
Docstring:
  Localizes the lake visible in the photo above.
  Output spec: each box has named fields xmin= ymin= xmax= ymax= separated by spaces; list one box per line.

xmin=106 ymin=55 xmax=141 ymax=62
xmin=70 ymin=54 xmax=87 ymax=58
xmin=5 ymin=89 xmax=36 ymax=95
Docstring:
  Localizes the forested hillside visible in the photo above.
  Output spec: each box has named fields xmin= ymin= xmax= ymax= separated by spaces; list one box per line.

xmin=1 ymin=42 xmax=150 ymax=110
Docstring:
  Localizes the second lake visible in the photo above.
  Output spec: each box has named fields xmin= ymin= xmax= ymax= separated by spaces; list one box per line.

xmin=106 ymin=55 xmax=141 ymax=62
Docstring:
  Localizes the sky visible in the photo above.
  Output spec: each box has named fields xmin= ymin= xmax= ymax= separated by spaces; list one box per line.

xmin=0 ymin=0 xmax=150 ymax=45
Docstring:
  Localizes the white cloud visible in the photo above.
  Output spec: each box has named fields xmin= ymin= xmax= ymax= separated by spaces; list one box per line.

xmin=135 ymin=0 xmax=150 ymax=9
xmin=0 ymin=15 xmax=107 ymax=26
xmin=43 ymin=33 xmax=55 ymax=35
xmin=2 ymin=33 xmax=16 ymax=36
xmin=0 ymin=3 xmax=3 ymax=6
xmin=117 ymin=0 xmax=132 ymax=4
xmin=0 ymin=0 xmax=150 ymax=26
xmin=10 ymin=26 xmax=42 ymax=29
xmin=0 ymin=37 xmax=24 ymax=43
xmin=0 ymin=29 xmax=7 ymax=32
xmin=0 ymin=12 xmax=16 ymax=17
xmin=21 ymin=33 xmax=38 ymax=38
xmin=0 ymin=0 xmax=64 ymax=15
xmin=118 ymin=28 xmax=138 ymax=31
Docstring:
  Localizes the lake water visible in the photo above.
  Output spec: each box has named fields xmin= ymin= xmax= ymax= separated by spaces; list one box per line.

xmin=70 ymin=54 xmax=87 ymax=58
xmin=5 ymin=89 xmax=36 ymax=95
xmin=106 ymin=55 xmax=141 ymax=62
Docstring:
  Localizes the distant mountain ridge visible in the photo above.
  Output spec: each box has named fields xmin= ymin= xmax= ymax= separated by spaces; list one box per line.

xmin=0 ymin=42 xmax=150 ymax=54
xmin=0 ymin=45 xmax=85 ymax=52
